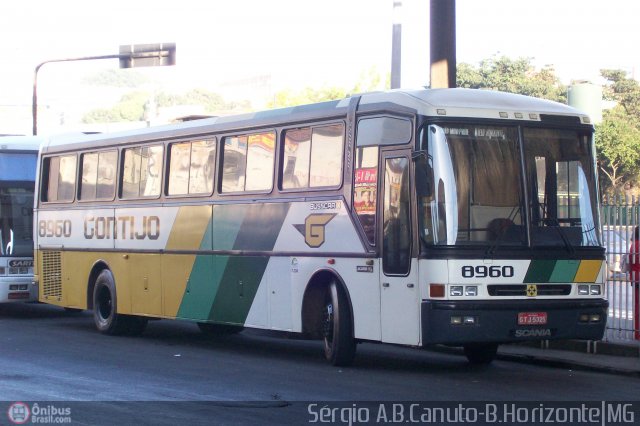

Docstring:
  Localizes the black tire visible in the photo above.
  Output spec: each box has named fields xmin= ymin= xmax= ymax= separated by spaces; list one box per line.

xmin=463 ymin=343 xmax=499 ymax=365
xmin=322 ymin=280 xmax=356 ymax=366
xmin=93 ymin=270 xmax=147 ymax=336
xmin=197 ymin=322 xmax=243 ymax=336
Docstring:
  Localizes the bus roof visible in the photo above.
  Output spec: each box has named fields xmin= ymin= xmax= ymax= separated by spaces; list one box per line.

xmin=0 ymin=135 xmax=43 ymax=152
xmin=41 ymin=88 xmax=591 ymax=152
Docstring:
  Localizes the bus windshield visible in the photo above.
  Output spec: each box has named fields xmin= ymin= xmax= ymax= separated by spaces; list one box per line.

xmin=0 ymin=153 xmax=37 ymax=257
xmin=418 ymin=123 xmax=599 ymax=249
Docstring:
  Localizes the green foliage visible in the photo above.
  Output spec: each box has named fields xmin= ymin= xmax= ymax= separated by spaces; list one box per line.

xmin=456 ymin=56 xmax=567 ymax=103
xmin=597 ymin=70 xmax=640 ymax=195
xmin=596 ymin=107 xmax=640 ymax=193
xmin=83 ymin=69 xmax=149 ymax=88
xmin=268 ymin=86 xmax=348 ymax=109
xmin=82 ymin=88 xmax=248 ymax=124
xmin=83 ymin=91 xmax=148 ymax=123
xmin=600 ymin=69 xmax=640 ymax=125
xmin=268 ymin=67 xmax=390 ymax=109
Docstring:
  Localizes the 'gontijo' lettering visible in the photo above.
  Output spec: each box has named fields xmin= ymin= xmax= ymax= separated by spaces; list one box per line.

xmin=83 ymin=216 xmax=160 ymax=240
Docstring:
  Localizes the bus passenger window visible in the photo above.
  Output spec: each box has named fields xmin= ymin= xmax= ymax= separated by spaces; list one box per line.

xmin=189 ymin=140 xmax=215 ymax=194
xmin=222 ymin=132 xmax=274 ymax=193
xmin=168 ymin=143 xmax=191 ymax=195
xmin=80 ymin=150 xmax=116 ymax=201
xmin=169 ymin=139 xmax=216 ymax=196
xmin=282 ymin=128 xmax=311 ymax=189
xmin=44 ymin=155 xmax=77 ymax=202
xmin=221 ymin=136 xmax=247 ymax=192
xmin=310 ymin=124 xmax=343 ymax=187
xmin=280 ymin=123 xmax=344 ymax=190
xmin=121 ymin=145 xmax=163 ymax=199
xmin=245 ymin=133 xmax=275 ymax=191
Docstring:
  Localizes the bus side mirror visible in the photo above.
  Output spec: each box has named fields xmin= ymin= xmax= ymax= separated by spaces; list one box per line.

xmin=412 ymin=151 xmax=433 ymax=198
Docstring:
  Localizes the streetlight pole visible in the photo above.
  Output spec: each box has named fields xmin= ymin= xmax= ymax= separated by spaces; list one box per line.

xmin=32 ymin=43 xmax=176 ymax=135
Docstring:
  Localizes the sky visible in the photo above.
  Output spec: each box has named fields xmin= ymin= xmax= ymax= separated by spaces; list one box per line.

xmin=1 ymin=0 xmax=639 ymax=134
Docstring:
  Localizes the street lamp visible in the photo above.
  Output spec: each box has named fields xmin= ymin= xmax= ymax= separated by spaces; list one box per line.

xmin=32 ymin=43 xmax=176 ymax=135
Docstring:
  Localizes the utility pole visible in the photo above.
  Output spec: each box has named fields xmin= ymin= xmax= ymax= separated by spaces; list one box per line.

xmin=430 ymin=0 xmax=456 ymax=88
xmin=391 ymin=1 xmax=402 ymax=89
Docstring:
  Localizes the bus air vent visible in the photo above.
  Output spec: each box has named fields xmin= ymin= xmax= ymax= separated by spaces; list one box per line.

xmin=487 ymin=284 xmax=571 ymax=296
xmin=42 ymin=251 xmax=62 ymax=300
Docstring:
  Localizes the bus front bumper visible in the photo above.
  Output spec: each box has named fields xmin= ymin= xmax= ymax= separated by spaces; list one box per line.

xmin=421 ymin=299 xmax=608 ymax=345
xmin=0 ymin=277 xmax=38 ymax=303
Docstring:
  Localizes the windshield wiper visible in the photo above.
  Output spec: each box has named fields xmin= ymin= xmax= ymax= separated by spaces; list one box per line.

xmin=547 ymin=218 xmax=576 ymax=255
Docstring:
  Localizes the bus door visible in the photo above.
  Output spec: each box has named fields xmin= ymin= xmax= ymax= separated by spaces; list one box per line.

xmin=379 ymin=151 xmax=420 ymax=345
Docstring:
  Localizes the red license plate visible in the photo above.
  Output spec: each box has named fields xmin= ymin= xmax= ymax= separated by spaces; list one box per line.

xmin=518 ymin=312 xmax=547 ymax=325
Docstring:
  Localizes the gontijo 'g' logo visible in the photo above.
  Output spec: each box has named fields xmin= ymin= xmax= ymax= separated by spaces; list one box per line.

xmin=294 ymin=214 xmax=336 ymax=248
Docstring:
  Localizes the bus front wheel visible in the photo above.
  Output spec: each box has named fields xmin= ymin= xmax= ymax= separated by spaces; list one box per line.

xmin=93 ymin=270 xmax=147 ymax=336
xmin=463 ymin=343 xmax=498 ymax=365
xmin=322 ymin=280 xmax=356 ymax=366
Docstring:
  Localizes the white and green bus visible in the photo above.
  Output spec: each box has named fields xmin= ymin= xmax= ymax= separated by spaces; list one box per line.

xmin=34 ymin=89 xmax=607 ymax=365
xmin=0 ymin=136 xmax=40 ymax=303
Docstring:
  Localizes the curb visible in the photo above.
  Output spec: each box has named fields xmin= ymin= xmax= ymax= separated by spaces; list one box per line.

xmin=496 ymin=348 xmax=640 ymax=378
xmin=517 ymin=339 xmax=640 ymax=357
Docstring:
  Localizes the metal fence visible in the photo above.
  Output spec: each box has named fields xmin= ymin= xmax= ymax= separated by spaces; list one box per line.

xmin=601 ymin=195 xmax=640 ymax=344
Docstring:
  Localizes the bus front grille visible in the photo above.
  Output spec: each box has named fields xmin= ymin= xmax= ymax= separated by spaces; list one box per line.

xmin=42 ymin=251 xmax=62 ymax=300
xmin=487 ymin=284 xmax=572 ymax=297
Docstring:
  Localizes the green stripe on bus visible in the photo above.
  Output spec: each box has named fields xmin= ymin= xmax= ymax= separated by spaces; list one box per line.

xmin=523 ymin=259 xmax=556 ymax=283
xmin=212 ymin=204 xmax=248 ymax=251
xmin=179 ymin=202 xmax=291 ymax=323
xmin=548 ymin=259 xmax=581 ymax=283
xmin=208 ymin=256 xmax=270 ymax=324
xmin=177 ymin=255 xmax=229 ymax=320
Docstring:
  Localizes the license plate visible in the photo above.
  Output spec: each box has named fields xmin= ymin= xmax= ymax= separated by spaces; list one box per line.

xmin=518 ymin=312 xmax=547 ymax=325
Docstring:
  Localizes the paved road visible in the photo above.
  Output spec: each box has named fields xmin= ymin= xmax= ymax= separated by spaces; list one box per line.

xmin=1 ymin=303 xmax=639 ymax=425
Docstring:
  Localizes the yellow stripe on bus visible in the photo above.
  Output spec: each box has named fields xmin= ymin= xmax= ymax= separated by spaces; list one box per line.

xmin=574 ymin=260 xmax=602 ymax=283
xmin=163 ymin=205 xmax=212 ymax=317
xmin=165 ymin=205 xmax=212 ymax=251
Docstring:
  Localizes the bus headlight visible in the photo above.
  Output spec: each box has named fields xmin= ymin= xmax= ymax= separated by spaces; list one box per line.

xmin=578 ymin=285 xmax=589 ymax=295
xmin=465 ymin=286 xmax=478 ymax=296
xmin=450 ymin=286 xmax=463 ymax=296
xmin=589 ymin=285 xmax=601 ymax=295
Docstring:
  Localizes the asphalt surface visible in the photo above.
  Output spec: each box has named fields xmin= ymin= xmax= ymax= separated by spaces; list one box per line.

xmin=1 ymin=302 xmax=639 ymax=425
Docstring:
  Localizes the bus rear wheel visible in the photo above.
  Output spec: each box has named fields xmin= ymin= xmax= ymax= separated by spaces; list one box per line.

xmin=93 ymin=270 xmax=147 ymax=336
xmin=463 ymin=343 xmax=498 ymax=365
xmin=322 ymin=280 xmax=356 ymax=366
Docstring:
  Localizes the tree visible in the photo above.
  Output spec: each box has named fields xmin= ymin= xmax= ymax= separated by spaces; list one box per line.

xmin=596 ymin=69 xmax=640 ymax=195
xmin=267 ymin=67 xmax=390 ymax=109
xmin=84 ymin=69 xmax=149 ymax=88
xmin=456 ymin=56 xmax=567 ymax=102
xmin=595 ymin=107 xmax=640 ymax=194
xmin=82 ymin=88 xmax=247 ymax=124
xmin=600 ymin=69 xmax=640 ymax=125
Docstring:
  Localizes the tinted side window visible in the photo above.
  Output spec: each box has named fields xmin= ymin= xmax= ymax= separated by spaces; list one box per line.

xmin=281 ymin=123 xmax=344 ymax=190
xmin=221 ymin=131 xmax=274 ymax=193
xmin=168 ymin=139 xmax=216 ymax=196
xmin=80 ymin=150 xmax=117 ymax=201
xmin=121 ymin=145 xmax=163 ymax=199
xmin=309 ymin=124 xmax=344 ymax=187
xmin=282 ymin=128 xmax=311 ymax=189
xmin=45 ymin=155 xmax=77 ymax=202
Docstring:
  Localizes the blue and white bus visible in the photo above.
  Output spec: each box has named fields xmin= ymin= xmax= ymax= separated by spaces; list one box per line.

xmin=0 ymin=136 xmax=40 ymax=303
